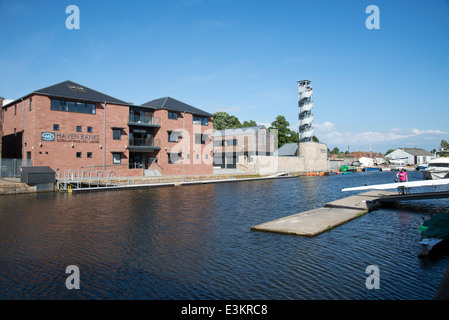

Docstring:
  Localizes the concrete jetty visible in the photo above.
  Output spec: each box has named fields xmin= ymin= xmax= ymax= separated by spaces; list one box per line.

xmin=251 ymin=190 xmax=396 ymax=237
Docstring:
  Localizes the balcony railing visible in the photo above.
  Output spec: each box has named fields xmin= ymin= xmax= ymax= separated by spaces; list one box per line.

xmin=128 ymin=115 xmax=161 ymax=127
xmin=129 ymin=138 xmax=161 ymax=149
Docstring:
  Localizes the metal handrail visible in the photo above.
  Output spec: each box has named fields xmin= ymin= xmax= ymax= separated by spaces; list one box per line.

xmin=129 ymin=115 xmax=161 ymax=126
xmin=129 ymin=138 xmax=161 ymax=148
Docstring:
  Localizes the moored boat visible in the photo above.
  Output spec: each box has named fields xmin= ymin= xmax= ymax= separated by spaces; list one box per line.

xmin=418 ymin=212 xmax=449 ymax=257
xmin=418 ymin=164 xmax=428 ymax=171
xmin=422 ymin=158 xmax=449 ymax=180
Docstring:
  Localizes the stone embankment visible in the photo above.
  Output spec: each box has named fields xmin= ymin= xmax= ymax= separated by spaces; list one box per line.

xmin=0 ymin=179 xmax=37 ymax=195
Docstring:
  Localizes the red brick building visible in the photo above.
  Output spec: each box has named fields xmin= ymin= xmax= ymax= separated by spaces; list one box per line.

xmin=1 ymin=81 xmax=213 ymax=177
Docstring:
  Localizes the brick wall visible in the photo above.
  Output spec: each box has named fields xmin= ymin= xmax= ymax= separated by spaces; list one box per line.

xmin=1 ymin=94 xmax=214 ymax=177
xmin=150 ymin=109 xmax=213 ymax=176
xmin=2 ymin=94 xmax=131 ymax=173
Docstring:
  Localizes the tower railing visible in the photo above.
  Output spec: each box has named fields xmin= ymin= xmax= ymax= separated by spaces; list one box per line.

xmin=298 ymin=80 xmax=314 ymax=142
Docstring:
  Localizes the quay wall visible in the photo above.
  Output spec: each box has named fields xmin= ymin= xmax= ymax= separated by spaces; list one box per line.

xmin=239 ymin=142 xmax=329 ymax=175
xmin=0 ymin=180 xmax=37 ymax=195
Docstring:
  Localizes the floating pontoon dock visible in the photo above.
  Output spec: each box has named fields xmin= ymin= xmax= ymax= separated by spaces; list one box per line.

xmin=251 ymin=190 xmax=396 ymax=237
xmin=252 ymin=178 xmax=449 ymax=237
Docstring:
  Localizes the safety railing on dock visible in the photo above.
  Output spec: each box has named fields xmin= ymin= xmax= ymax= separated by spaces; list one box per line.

xmin=55 ymin=170 xmax=305 ymax=192
xmin=56 ymin=169 xmax=121 ymax=190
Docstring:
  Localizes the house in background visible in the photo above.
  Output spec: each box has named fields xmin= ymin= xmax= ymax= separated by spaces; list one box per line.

xmin=213 ymin=126 xmax=274 ymax=169
xmin=385 ymin=148 xmax=432 ymax=165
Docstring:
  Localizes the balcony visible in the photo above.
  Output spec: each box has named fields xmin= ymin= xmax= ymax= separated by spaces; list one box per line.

xmin=128 ymin=138 xmax=161 ymax=152
xmin=128 ymin=115 xmax=161 ymax=128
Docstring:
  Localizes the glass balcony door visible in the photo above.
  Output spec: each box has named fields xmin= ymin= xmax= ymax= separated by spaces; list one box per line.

xmin=129 ymin=110 xmax=154 ymax=125
xmin=130 ymin=128 xmax=154 ymax=147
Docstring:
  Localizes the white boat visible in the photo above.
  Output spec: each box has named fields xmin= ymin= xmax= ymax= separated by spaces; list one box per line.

xmin=342 ymin=178 xmax=449 ymax=192
xmin=422 ymin=158 xmax=449 ymax=180
xmin=388 ymin=157 xmax=408 ymax=171
xmin=418 ymin=238 xmax=445 ymax=257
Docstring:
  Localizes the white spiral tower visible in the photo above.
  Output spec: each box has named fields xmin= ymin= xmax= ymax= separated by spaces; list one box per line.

xmin=298 ymin=80 xmax=314 ymax=142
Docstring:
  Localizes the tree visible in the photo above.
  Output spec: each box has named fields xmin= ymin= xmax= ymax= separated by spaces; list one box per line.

xmin=269 ymin=115 xmax=299 ymax=148
xmin=437 ymin=140 xmax=449 ymax=157
xmin=241 ymin=120 xmax=257 ymax=128
xmin=441 ymin=140 xmax=449 ymax=151
xmin=213 ymin=112 xmax=241 ymax=130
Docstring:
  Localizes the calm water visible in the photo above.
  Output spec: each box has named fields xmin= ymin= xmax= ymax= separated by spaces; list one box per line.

xmin=1 ymin=171 xmax=449 ymax=300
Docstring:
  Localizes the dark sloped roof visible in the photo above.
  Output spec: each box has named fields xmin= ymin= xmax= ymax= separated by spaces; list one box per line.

xmin=141 ymin=97 xmax=212 ymax=117
xmin=3 ymin=80 xmax=130 ymax=107
xmin=35 ymin=80 xmax=130 ymax=105
xmin=274 ymin=143 xmax=298 ymax=156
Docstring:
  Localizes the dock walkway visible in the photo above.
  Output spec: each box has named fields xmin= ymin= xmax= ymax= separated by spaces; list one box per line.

xmin=251 ymin=190 xmax=396 ymax=237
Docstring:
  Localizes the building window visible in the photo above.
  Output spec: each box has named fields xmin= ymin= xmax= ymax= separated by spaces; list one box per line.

xmin=50 ymin=99 xmax=96 ymax=114
xmin=53 ymin=124 xmax=60 ymax=131
xmin=87 ymin=126 xmax=93 ymax=133
xmin=67 ymin=101 xmax=76 ymax=112
xmin=85 ymin=103 xmax=95 ymax=114
xmin=221 ymin=139 xmax=237 ymax=146
xmin=76 ymin=152 xmax=82 ymax=158
xmin=168 ymin=111 xmax=178 ymax=120
xmin=168 ymin=131 xmax=178 ymax=143
xmin=168 ymin=153 xmax=178 ymax=164
xmin=14 ymin=105 xmax=16 ymax=115
xmin=87 ymin=152 xmax=92 ymax=158
xmin=76 ymin=126 xmax=82 ymax=132
xmin=112 ymin=129 xmax=121 ymax=140
xmin=193 ymin=116 xmax=208 ymax=126
xmin=195 ymin=133 xmax=208 ymax=144
xmin=112 ymin=153 xmax=121 ymax=164
xmin=29 ymin=98 xmax=32 ymax=111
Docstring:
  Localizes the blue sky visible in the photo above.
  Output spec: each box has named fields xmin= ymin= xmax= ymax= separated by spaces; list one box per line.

xmin=1 ymin=0 xmax=448 ymax=153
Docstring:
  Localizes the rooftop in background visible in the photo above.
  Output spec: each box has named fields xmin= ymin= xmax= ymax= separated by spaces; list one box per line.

xmin=274 ymin=143 xmax=298 ymax=157
xmin=141 ymin=96 xmax=212 ymax=117
xmin=346 ymin=151 xmax=383 ymax=159
xmin=2 ymin=81 xmax=131 ymax=108
xmin=394 ymin=148 xmax=433 ymax=156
